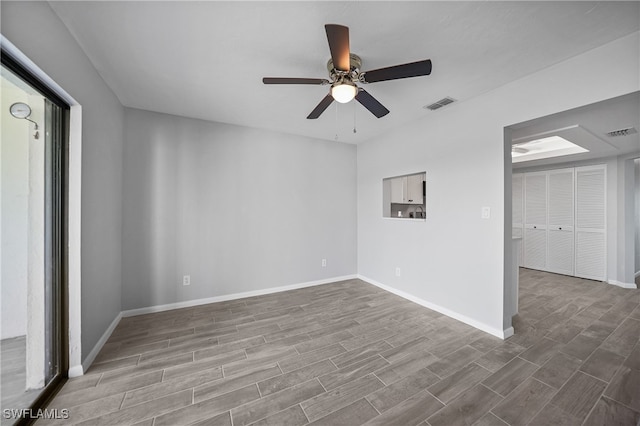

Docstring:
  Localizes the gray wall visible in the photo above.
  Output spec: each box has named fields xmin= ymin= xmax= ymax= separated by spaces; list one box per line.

xmin=2 ymin=2 xmax=124 ymax=360
xmin=122 ymin=108 xmax=357 ymax=310
xmin=357 ymin=33 xmax=639 ymax=336
xmin=636 ymin=158 xmax=640 ymax=275
xmin=618 ymin=156 xmax=637 ymax=287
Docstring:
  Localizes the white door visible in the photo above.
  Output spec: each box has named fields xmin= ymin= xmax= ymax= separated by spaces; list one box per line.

xmin=575 ymin=165 xmax=606 ymax=280
xmin=512 ymin=173 xmax=524 ymax=266
xmin=524 ymin=172 xmax=548 ymax=270
xmin=547 ymin=168 xmax=574 ymax=275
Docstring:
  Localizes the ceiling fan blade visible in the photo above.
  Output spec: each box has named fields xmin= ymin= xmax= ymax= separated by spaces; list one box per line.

xmin=263 ymin=77 xmax=330 ymax=85
xmin=325 ymin=24 xmax=350 ymax=72
xmin=363 ymin=59 xmax=432 ymax=83
xmin=356 ymin=89 xmax=390 ymax=118
xmin=307 ymin=94 xmax=334 ymax=119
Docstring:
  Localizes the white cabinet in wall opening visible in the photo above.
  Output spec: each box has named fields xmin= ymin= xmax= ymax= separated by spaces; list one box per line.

xmin=390 ymin=177 xmax=405 ymax=203
xmin=390 ymin=174 xmax=424 ymax=205
xmin=406 ymin=174 xmax=424 ymax=205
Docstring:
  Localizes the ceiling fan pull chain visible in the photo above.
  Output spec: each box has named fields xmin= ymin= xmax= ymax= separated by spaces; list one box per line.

xmin=335 ymin=102 xmax=339 ymax=141
xmin=353 ymin=100 xmax=357 ymax=134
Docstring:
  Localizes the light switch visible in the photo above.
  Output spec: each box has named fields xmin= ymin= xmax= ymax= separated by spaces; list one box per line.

xmin=481 ymin=207 xmax=491 ymax=219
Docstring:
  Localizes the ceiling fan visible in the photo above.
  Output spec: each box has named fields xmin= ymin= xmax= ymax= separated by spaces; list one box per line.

xmin=262 ymin=24 xmax=432 ymax=119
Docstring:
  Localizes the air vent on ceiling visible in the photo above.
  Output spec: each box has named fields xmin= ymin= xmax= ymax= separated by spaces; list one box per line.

xmin=424 ymin=96 xmax=456 ymax=111
xmin=606 ymin=127 xmax=637 ymax=137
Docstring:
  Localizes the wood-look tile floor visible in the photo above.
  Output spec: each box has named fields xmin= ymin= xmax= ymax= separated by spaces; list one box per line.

xmin=38 ymin=269 xmax=640 ymax=425
xmin=1 ymin=336 xmax=41 ymax=425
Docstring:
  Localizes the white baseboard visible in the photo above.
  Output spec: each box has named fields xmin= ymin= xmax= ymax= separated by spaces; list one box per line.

xmin=121 ymin=275 xmax=358 ymax=318
xmin=357 ymin=275 xmax=512 ymax=339
xmin=607 ymin=279 xmax=638 ymax=289
xmin=79 ymin=274 xmax=357 ymax=374
xmin=81 ymin=312 xmax=123 ymax=374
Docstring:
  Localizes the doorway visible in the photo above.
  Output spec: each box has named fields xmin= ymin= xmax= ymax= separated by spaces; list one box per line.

xmin=505 ymin=92 xmax=640 ymax=281
xmin=503 ymin=92 xmax=640 ymax=336
xmin=1 ymin=56 xmax=68 ymax=424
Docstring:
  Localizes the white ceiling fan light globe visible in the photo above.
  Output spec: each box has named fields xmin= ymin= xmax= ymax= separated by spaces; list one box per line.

xmin=331 ymin=83 xmax=357 ymax=103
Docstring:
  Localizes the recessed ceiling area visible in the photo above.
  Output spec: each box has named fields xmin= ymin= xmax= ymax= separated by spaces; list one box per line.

xmin=510 ymin=91 xmax=640 ymax=169
xmin=511 ymin=135 xmax=589 ymax=163
xmin=47 ymin=1 xmax=640 ymax=144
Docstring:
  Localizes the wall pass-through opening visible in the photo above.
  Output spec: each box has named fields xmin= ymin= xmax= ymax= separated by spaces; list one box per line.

xmin=382 ymin=172 xmax=426 ymax=219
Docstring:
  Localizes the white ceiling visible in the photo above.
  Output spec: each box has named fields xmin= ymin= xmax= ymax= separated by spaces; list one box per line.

xmin=49 ymin=1 xmax=640 ymax=144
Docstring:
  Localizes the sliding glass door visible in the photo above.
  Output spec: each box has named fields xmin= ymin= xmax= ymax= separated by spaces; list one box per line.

xmin=1 ymin=56 xmax=68 ymax=425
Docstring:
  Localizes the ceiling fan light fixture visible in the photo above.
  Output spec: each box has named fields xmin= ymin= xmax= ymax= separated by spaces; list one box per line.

xmin=331 ymin=81 xmax=357 ymax=103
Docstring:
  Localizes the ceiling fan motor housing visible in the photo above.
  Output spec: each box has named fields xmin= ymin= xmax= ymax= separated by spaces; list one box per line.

xmin=327 ymin=53 xmax=363 ymax=84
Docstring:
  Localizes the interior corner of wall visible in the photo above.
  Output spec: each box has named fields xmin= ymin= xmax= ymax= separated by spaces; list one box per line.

xmin=81 ymin=311 xmax=122 ymax=374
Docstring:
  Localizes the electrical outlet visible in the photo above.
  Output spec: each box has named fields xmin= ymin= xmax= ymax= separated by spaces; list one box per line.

xmin=482 ymin=206 xmax=491 ymax=219
xmin=395 ymin=267 xmax=401 ymax=277
xmin=183 ymin=275 xmax=190 ymax=286
xmin=321 ymin=259 xmax=327 ymax=267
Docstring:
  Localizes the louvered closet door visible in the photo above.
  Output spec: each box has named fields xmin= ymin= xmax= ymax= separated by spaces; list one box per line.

xmin=547 ymin=169 xmax=574 ymax=275
xmin=524 ymin=172 xmax=547 ymax=270
xmin=575 ymin=165 xmax=606 ymax=280
xmin=512 ymin=173 xmax=524 ymax=266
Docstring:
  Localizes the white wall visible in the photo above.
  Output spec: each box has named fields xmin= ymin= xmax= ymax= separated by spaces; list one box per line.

xmin=1 ymin=81 xmax=29 ymax=339
xmin=122 ymin=108 xmax=357 ymax=310
xmin=357 ymin=32 xmax=639 ymax=337
xmin=1 ymin=1 xmax=124 ymax=364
